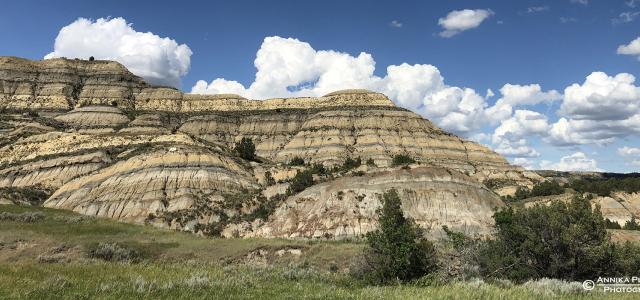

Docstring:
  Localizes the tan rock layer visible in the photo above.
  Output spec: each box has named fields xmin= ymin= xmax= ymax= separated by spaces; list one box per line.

xmin=0 ymin=151 xmax=110 ymax=190
xmin=44 ymin=146 xmax=259 ymax=223
xmin=251 ymin=166 xmax=502 ymax=239
xmin=1 ymin=57 xmax=394 ymax=111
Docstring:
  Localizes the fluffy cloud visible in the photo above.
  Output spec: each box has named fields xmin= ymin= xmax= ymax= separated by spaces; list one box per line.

xmin=437 ymin=9 xmax=494 ymax=38
xmin=494 ymin=142 xmax=540 ymax=158
xmin=618 ymin=146 xmax=640 ymax=166
xmin=618 ymin=37 xmax=640 ymax=58
xmin=193 ymin=37 xmax=567 ymax=139
xmin=193 ymin=37 xmax=377 ymax=99
xmin=486 ymin=84 xmax=561 ymax=123
xmin=513 ymin=158 xmax=535 ymax=169
xmin=545 ymin=72 xmax=640 ymax=145
xmin=192 ymin=36 xmax=490 ymax=136
xmin=492 ymin=110 xmax=549 ymax=143
xmin=421 ymin=87 xmax=488 ymax=134
xmin=540 ymin=152 xmax=602 ymax=172
xmin=560 ymin=72 xmax=640 ymax=120
xmin=618 ymin=146 xmax=640 ymax=156
xmin=491 ymin=110 xmax=548 ymax=158
xmin=547 ymin=118 xmax=635 ymax=146
xmin=45 ymin=17 xmax=192 ymax=88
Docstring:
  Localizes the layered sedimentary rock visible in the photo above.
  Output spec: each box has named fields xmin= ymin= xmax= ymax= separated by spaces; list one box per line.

xmin=0 ymin=56 xmax=147 ymax=110
xmin=0 ymin=56 xmax=543 ymax=238
xmin=55 ymin=106 xmax=130 ymax=128
xmin=177 ymin=107 xmax=526 ymax=184
xmin=0 ymin=151 xmax=110 ymax=190
xmin=45 ymin=145 xmax=258 ymax=223
xmin=250 ymin=166 xmax=502 ymax=239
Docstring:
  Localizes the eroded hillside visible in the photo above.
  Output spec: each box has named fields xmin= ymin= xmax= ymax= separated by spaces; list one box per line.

xmin=0 ymin=56 xmax=543 ymax=238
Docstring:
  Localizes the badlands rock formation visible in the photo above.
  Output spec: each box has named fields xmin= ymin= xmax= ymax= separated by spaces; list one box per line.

xmin=250 ymin=167 xmax=502 ymax=239
xmin=0 ymin=56 xmax=542 ymax=238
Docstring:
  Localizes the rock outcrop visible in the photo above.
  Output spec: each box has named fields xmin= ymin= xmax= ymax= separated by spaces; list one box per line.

xmin=45 ymin=145 xmax=258 ymax=223
xmin=0 ymin=56 xmax=543 ymax=238
xmin=250 ymin=166 xmax=502 ymax=239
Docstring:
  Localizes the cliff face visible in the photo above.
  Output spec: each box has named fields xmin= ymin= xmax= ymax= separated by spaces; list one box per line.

xmin=0 ymin=56 xmax=540 ymax=239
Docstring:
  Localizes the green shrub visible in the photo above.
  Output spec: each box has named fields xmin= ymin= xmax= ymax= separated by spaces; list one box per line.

xmin=392 ymin=154 xmax=415 ymax=166
xmin=604 ymin=218 xmax=622 ymax=229
xmin=288 ymin=156 xmax=305 ymax=166
xmin=529 ymin=181 xmax=564 ymax=197
xmin=264 ymin=171 xmax=276 ymax=186
xmin=569 ymin=177 xmax=640 ymax=197
xmin=478 ymin=196 xmax=638 ymax=282
xmin=245 ymin=194 xmax=286 ymax=222
xmin=0 ymin=187 xmax=49 ymax=206
xmin=309 ymin=163 xmax=327 ymax=176
xmin=623 ymin=217 xmax=640 ymax=231
xmin=287 ymin=170 xmax=314 ymax=195
xmin=87 ymin=242 xmax=141 ymax=263
xmin=501 ymin=181 xmax=563 ymax=202
xmin=234 ymin=137 xmax=256 ymax=161
xmin=360 ymin=189 xmax=438 ymax=284
xmin=366 ymin=158 xmax=376 ymax=167
xmin=338 ymin=157 xmax=361 ymax=172
xmin=442 ymin=225 xmax=467 ymax=251
xmin=0 ymin=211 xmax=45 ymax=223
xmin=197 ymin=222 xmax=225 ymax=237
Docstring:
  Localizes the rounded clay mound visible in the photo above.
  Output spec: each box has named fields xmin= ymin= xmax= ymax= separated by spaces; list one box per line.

xmin=54 ymin=106 xmax=130 ymax=128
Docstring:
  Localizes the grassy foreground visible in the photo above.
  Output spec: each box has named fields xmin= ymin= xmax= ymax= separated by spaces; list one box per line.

xmin=0 ymin=204 xmax=635 ymax=299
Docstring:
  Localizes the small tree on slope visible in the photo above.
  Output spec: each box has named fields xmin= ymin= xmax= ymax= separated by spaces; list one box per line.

xmin=234 ymin=137 xmax=256 ymax=161
xmin=363 ymin=189 xmax=438 ymax=284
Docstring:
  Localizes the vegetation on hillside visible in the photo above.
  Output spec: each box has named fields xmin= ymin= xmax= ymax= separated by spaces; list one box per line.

xmin=392 ymin=154 xmax=416 ymax=166
xmin=234 ymin=137 xmax=256 ymax=161
xmin=501 ymin=180 xmax=564 ymax=202
xmin=2 ymin=198 xmax=640 ymax=298
xmin=357 ymin=189 xmax=438 ymax=284
xmin=478 ymin=196 xmax=640 ymax=282
xmin=286 ymin=170 xmax=314 ymax=195
xmin=288 ymin=156 xmax=305 ymax=166
xmin=569 ymin=177 xmax=640 ymax=197
xmin=0 ymin=187 xmax=50 ymax=206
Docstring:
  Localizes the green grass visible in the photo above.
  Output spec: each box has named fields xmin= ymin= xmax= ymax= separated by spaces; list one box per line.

xmin=0 ymin=263 xmax=634 ymax=300
xmin=0 ymin=204 xmax=635 ymax=299
xmin=0 ymin=205 xmax=362 ymax=267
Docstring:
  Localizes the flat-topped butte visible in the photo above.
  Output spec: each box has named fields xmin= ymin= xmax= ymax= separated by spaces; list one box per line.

xmin=0 ymin=57 xmax=394 ymax=111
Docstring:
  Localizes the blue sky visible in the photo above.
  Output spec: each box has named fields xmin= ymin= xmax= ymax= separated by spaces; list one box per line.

xmin=1 ymin=0 xmax=639 ymax=172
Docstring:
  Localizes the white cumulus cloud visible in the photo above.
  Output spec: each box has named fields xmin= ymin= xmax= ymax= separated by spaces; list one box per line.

xmin=545 ymin=72 xmax=640 ymax=146
xmin=437 ymin=9 xmax=494 ymax=38
xmin=618 ymin=146 xmax=640 ymax=166
xmin=491 ymin=110 xmax=548 ymax=158
xmin=618 ymin=36 xmax=640 ymax=58
xmin=192 ymin=36 xmax=568 ymax=138
xmin=45 ymin=17 xmax=192 ymax=88
xmin=540 ymin=152 xmax=602 ymax=172
xmin=513 ymin=157 xmax=535 ymax=169
xmin=191 ymin=36 xmax=491 ymax=136
xmin=486 ymin=84 xmax=561 ymax=123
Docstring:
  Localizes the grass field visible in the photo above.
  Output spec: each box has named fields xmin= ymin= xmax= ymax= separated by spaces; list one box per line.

xmin=0 ymin=204 xmax=636 ymax=299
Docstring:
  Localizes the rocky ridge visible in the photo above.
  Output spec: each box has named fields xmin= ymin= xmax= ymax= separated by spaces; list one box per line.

xmin=0 ymin=56 xmax=542 ymax=238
